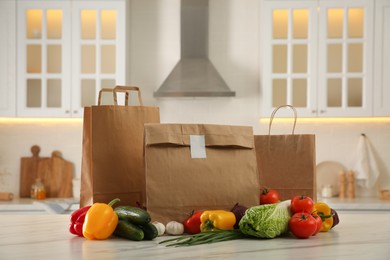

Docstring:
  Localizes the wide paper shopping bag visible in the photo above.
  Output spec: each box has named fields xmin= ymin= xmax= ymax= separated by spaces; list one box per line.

xmin=144 ymin=124 xmax=260 ymax=224
xmin=254 ymin=105 xmax=316 ymax=201
xmin=80 ymin=86 xmax=160 ymax=207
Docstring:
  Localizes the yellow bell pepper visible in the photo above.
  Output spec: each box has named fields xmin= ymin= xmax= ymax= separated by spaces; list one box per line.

xmin=82 ymin=198 xmax=120 ymax=240
xmin=200 ymin=210 xmax=236 ymax=232
xmin=313 ymin=202 xmax=334 ymax=232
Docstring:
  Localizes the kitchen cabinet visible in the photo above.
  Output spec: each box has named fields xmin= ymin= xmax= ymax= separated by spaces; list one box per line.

xmin=16 ymin=0 xmax=125 ymax=117
xmin=0 ymin=0 xmax=16 ymax=117
xmin=373 ymin=0 xmax=390 ymax=116
xmin=261 ymin=0 xmax=374 ymax=117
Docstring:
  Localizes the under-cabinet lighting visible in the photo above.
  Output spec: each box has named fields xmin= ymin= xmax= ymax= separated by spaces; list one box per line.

xmin=260 ymin=117 xmax=390 ymax=124
xmin=0 ymin=118 xmax=83 ymax=124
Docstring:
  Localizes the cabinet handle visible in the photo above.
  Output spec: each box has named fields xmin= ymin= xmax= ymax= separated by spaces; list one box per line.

xmin=73 ymin=110 xmax=78 ymax=114
xmin=312 ymin=109 xmax=317 ymax=113
xmin=65 ymin=110 xmax=70 ymax=114
xmin=320 ymin=110 xmax=326 ymax=113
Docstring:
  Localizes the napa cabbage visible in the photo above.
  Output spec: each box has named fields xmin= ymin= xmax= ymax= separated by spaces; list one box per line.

xmin=239 ymin=200 xmax=291 ymax=239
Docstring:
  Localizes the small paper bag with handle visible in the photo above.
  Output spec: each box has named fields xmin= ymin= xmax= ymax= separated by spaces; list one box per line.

xmin=254 ymin=105 xmax=316 ymax=201
xmin=144 ymin=123 xmax=260 ymax=224
xmin=80 ymin=86 xmax=160 ymax=207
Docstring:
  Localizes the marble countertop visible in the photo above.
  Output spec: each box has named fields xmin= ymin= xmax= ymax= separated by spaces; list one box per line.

xmin=0 ymin=198 xmax=79 ymax=214
xmin=1 ymin=212 xmax=389 ymax=259
xmin=318 ymin=197 xmax=390 ymax=211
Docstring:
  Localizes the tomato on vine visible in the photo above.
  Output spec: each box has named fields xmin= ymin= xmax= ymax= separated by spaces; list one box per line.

xmin=260 ymin=188 xmax=280 ymax=205
xmin=311 ymin=212 xmax=323 ymax=236
xmin=290 ymin=195 xmax=314 ymax=213
xmin=289 ymin=212 xmax=317 ymax=239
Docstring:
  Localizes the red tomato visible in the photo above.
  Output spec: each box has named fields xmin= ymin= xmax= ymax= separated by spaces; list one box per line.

xmin=260 ymin=189 xmax=280 ymax=205
xmin=289 ymin=212 xmax=317 ymax=239
xmin=311 ymin=213 xmax=322 ymax=236
xmin=183 ymin=211 xmax=203 ymax=234
xmin=290 ymin=195 xmax=314 ymax=213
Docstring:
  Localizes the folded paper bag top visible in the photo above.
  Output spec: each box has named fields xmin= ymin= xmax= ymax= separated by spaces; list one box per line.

xmin=145 ymin=124 xmax=255 ymax=148
xmin=144 ymin=123 xmax=260 ymax=224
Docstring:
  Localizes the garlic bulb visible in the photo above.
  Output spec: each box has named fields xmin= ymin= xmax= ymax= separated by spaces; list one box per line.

xmin=152 ymin=221 xmax=165 ymax=236
xmin=165 ymin=221 xmax=184 ymax=235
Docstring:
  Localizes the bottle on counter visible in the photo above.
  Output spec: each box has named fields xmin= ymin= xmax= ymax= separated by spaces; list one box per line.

xmin=347 ymin=171 xmax=355 ymax=199
xmin=31 ymin=178 xmax=46 ymax=200
xmin=339 ymin=170 xmax=346 ymax=199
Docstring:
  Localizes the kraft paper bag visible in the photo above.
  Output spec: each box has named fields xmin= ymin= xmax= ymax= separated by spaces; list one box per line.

xmin=254 ymin=105 xmax=316 ymax=201
xmin=145 ymin=124 xmax=260 ymax=224
xmin=80 ymin=86 xmax=160 ymax=207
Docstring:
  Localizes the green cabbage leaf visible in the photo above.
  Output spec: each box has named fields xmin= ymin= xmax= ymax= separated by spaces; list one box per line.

xmin=239 ymin=200 xmax=291 ymax=239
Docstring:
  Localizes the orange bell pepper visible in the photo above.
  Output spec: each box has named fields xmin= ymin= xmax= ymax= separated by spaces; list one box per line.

xmin=200 ymin=210 xmax=236 ymax=232
xmin=313 ymin=202 xmax=333 ymax=232
xmin=82 ymin=198 xmax=120 ymax=240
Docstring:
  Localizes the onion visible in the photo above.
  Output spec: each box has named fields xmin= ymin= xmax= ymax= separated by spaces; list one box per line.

xmin=230 ymin=203 xmax=248 ymax=229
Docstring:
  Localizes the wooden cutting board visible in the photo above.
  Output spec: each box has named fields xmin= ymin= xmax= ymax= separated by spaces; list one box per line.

xmin=20 ymin=146 xmax=73 ymax=198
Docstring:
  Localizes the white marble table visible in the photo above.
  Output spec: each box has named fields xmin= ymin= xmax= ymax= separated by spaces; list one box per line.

xmin=1 ymin=212 xmax=389 ymax=259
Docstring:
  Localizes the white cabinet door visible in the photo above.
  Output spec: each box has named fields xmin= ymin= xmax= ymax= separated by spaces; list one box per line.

xmin=16 ymin=0 xmax=125 ymax=117
xmin=17 ymin=0 xmax=72 ymax=117
xmin=71 ymin=0 xmax=126 ymax=115
xmin=374 ymin=0 xmax=390 ymax=116
xmin=261 ymin=0 xmax=318 ymax=118
xmin=0 ymin=0 xmax=16 ymax=117
xmin=261 ymin=0 xmax=374 ymax=117
xmin=317 ymin=0 xmax=373 ymax=117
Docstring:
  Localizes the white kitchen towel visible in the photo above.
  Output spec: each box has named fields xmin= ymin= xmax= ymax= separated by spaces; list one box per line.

xmin=352 ymin=134 xmax=380 ymax=188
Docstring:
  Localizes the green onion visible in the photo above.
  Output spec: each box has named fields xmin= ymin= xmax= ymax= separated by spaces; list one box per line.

xmin=159 ymin=229 xmax=247 ymax=247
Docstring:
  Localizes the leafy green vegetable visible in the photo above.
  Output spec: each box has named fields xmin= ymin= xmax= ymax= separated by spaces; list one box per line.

xmin=239 ymin=200 xmax=291 ymax=239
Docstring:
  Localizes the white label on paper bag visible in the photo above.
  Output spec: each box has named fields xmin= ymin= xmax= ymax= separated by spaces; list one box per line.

xmin=190 ymin=135 xmax=206 ymax=158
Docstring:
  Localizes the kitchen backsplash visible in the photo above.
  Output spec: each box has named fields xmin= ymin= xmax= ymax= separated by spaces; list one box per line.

xmin=0 ymin=117 xmax=389 ymax=198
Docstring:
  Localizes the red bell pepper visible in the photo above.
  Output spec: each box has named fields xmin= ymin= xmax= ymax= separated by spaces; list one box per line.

xmin=183 ymin=210 xmax=204 ymax=234
xmin=69 ymin=205 xmax=91 ymax=237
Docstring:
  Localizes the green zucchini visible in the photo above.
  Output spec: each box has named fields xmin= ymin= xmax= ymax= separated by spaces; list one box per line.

xmin=139 ymin=222 xmax=158 ymax=240
xmin=114 ymin=220 xmax=144 ymax=241
xmin=114 ymin=206 xmax=151 ymax=225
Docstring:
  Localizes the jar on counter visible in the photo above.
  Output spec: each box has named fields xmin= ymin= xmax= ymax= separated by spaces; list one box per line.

xmin=31 ymin=178 xmax=46 ymax=200
xmin=321 ymin=184 xmax=334 ymax=198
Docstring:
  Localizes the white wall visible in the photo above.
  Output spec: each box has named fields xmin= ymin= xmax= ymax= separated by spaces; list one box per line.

xmin=0 ymin=0 xmax=389 ymax=198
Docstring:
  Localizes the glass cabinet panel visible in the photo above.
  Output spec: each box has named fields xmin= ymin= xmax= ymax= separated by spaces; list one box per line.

xmin=348 ymin=43 xmax=363 ymax=72
xmin=348 ymin=8 xmax=364 ymax=38
xmin=272 ymin=79 xmax=287 ymax=107
xmin=47 ymin=45 xmax=61 ymax=73
xmin=293 ymin=9 xmax=308 ymax=39
xmin=100 ymin=79 xmax=116 ymax=105
xmin=27 ymin=45 xmax=41 ymax=73
xmin=81 ymin=10 xmax=96 ymax=39
xmin=273 ymin=10 xmax=288 ymax=39
xmin=293 ymin=44 xmax=307 ymax=73
xmin=81 ymin=79 xmax=96 ymax=107
xmin=348 ymin=78 xmax=362 ymax=107
xmin=26 ymin=10 xmax=42 ymax=39
xmin=273 ymin=45 xmax=287 ymax=73
xmin=27 ymin=79 xmax=41 ymax=107
xmin=81 ymin=45 xmax=96 ymax=73
xmin=101 ymin=10 xmax=116 ymax=39
xmin=328 ymin=9 xmax=344 ymax=38
xmin=327 ymin=44 xmax=342 ymax=73
xmin=327 ymin=78 xmax=342 ymax=107
xmin=46 ymin=10 xmax=62 ymax=39
xmin=47 ymin=79 xmax=61 ymax=107
xmin=101 ymin=45 xmax=115 ymax=73
xmin=292 ymin=79 xmax=307 ymax=107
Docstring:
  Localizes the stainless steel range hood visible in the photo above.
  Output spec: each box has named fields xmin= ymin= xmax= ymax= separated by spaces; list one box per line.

xmin=154 ymin=0 xmax=235 ymax=97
